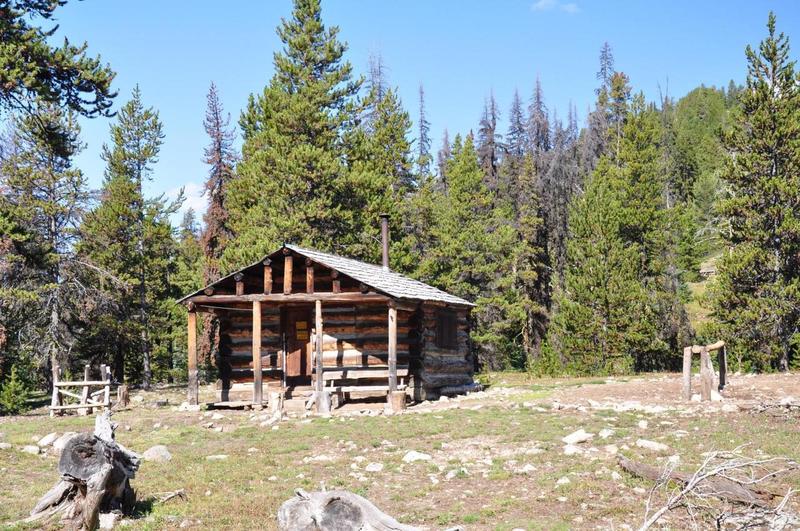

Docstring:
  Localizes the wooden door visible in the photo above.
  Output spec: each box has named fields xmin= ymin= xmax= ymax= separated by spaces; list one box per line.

xmin=284 ymin=307 xmax=312 ymax=382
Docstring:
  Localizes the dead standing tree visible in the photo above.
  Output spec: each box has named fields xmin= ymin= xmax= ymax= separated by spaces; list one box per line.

xmin=25 ymin=412 xmax=140 ymax=530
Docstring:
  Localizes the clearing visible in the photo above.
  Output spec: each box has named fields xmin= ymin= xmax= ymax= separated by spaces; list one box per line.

xmin=1 ymin=372 xmax=799 ymax=530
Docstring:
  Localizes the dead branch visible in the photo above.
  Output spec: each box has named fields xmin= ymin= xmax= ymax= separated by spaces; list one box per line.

xmin=618 ymin=448 xmax=799 ymax=531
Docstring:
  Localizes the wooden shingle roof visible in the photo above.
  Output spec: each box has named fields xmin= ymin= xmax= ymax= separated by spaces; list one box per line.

xmin=179 ymin=244 xmax=474 ymax=307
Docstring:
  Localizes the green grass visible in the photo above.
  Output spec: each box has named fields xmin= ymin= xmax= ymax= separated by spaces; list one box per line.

xmin=1 ymin=376 xmax=798 ymax=529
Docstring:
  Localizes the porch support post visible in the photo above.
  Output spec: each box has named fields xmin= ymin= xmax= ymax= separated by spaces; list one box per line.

xmin=388 ymin=302 xmax=398 ymax=393
xmin=387 ymin=301 xmax=404 ymax=411
xmin=315 ymin=299 xmax=329 ymax=414
xmin=252 ymin=300 xmax=263 ymax=405
xmin=187 ymin=305 xmax=198 ymax=405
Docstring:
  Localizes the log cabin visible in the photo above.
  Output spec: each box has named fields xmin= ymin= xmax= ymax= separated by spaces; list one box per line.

xmin=178 ymin=216 xmax=476 ymax=410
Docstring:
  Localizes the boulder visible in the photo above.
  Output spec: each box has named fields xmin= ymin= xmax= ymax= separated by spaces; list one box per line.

xmin=22 ymin=445 xmax=40 ymax=455
xmin=143 ymin=445 xmax=172 ymax=463
xmin=562 ymin=429 xmax=594 ymax=445
xmin=365 ymin=462 xmax=384 ymax=473
xmin=635 ymin=439 xmax=670 ymax=452
xmin=402 ymin=451 xmax=431 ymax=463
xmin=37 ymin=432 xmax=59 ymax=447
xmin=0 ymin=442 xmax=12 ymax=450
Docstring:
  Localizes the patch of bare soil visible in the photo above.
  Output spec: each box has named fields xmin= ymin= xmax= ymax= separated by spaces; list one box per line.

xmin=552 ymin=372 xmax=800 ymax=408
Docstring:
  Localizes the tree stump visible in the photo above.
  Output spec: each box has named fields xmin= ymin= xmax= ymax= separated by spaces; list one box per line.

xmin=278 ymin=489 xmax=420 ymax=531
xmin=26 ymin=412 xmax=140 ymax=530
xmin=117 ymin=385 xmax=129 ymax=408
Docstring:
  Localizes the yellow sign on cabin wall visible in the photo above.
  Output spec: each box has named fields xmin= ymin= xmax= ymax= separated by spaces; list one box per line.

xmin=296 ymin=320 xmax=308 ymax=340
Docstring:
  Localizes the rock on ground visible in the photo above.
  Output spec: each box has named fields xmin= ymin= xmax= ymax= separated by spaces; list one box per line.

xmin=99 ymin=512 xmax=120 ymax=529
xmin=206 ymin=454 xmax=229 ymax=461
xmin=365 ymin=462 xmax=384 ymax=472
xmin=37 ymin=432 xmax=59 ymax=447
xmin=143 ymin=445 xmax=172 ymax=462
xmin=22 ymin=445 xmax=40 ymax=455
xmin=635 ymin=439 xmax=670 ymax=452
xmin=562 ymin=429 xmax=594 ymax=445
xmin=0 ymin=442 xmax=11 ymax=450
xmin=402 ymin=450 xmax=431 ymax=463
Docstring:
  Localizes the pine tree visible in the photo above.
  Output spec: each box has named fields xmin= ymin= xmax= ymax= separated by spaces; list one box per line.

xmin=528 ymin=77 xmax=550 ymax=164
xmin=228 ymin=0 xmax=362 ymax=268
xmin=78 ymin=87 xmax=172 ymax=386
xmin=436 ymin=128 xmax=451 ymax=188
xmin=0 ymin=0 xmax=115 ymax=117
xmin=0 ymin=106 xmax=90 ymax=383
xmin=344 ymin=84 xmax=413 ymax=262
xmin=546 ymin=157 xmax=654 ymax=375
xmin=200 ymin=82 xmax=236 ymax=285
xmin=477 ymin=93 xmax=501 ymax=191
xmin=416 ymin=85 xmax=432 ymax=178
xmin=199 ymin=82 xmax=236 ymax=367
xmin=709 ymin=13 xmax=800 ymax=371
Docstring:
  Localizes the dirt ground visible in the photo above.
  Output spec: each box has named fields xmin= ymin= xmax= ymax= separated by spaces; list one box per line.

xmin=1 ymin=372 xmax=799 ymax=530
xmin=551 ymin=372 xmax=800 ymax=406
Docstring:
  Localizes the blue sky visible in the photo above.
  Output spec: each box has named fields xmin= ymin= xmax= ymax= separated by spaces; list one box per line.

xmin=50 ymin=0 xmax=800 ymax=222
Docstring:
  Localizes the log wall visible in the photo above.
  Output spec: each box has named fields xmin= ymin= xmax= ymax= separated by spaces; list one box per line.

xmin=414 ymin=303 xmax=473 ymax=399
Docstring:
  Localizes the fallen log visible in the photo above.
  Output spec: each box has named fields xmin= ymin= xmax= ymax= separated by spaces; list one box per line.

xmin=25 ymin=412 xmax=140 ymax=530
xmin=618 ymin=455 xmax=774 ymax=507
xmin=278 ymin=489 xmax=420 ymax=531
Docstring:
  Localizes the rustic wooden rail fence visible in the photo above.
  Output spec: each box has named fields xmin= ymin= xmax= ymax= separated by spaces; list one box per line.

xmin=50 ymin=364 xmax=111 ymax=417
xmin=682 ymin=340 xmax=727 ymax=401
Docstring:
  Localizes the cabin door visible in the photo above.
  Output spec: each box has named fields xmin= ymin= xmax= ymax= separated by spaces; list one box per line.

xmin=283 ymin=307 xmax=312 ymax=384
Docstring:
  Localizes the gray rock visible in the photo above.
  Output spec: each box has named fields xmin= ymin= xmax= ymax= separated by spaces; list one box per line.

xmin=562 ymin=429 xmax=594 ymax=445
xmin=206 ymin=454 xmax=228 ymax=461
xmin=0 ymin=442 xmax=11 ymax=450
xmin=402 ymin=450 xmax=431 ymax=463
xmin=143 ymin=445 xmax=172 ymax=462
xmin=636 ymin=439 xmax=670 ymax=452
xmin=22 ymin=445 xmax=40 ymax=455
xmin=37 ymin=432 xmax=59 ymax=447
xmin=99 ymin=512 xmax=121 ymax=529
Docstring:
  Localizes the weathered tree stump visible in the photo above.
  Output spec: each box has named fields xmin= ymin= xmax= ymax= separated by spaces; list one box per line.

xmin=26 ymin=412 xmax=140 ymax=530
xmin=116 ymin=385 xmax=129 ymax=408
xmin=278 ymin=489 xmax=420 ymax=531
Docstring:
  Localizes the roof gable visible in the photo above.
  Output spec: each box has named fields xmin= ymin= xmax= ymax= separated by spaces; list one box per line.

xmin=179 ymin=244 xmax=474 ymax=307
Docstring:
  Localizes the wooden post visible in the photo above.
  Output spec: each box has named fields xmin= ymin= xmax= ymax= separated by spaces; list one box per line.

xmin=252 ymin=300 xmax=263 ymax=406
xmin=700 ymin=346 xmax=712 ymax=401
xmin=718 ymin=346 xmax=727 ymax=391
xmin=314 ymin=300 xmax=325 ymax=412
xmin=331 ymin=270 xmax=340 ymax=294
xmin=50 ymin=364 xmax=61 ymax=417
xmin=284 ymin=254 xmax=293 ymax=294
xmin=101 ymin=365 xmax=110 ymax=408
xmin=682 ymin=346 xmax=692 ymax=400
xmin=117 ymin=385 xmax=129 ymax=408
xmin=306 ymin=258 xmax=314 ymax=294
xmin=234 ymin=273 xmax=245 ymax=296
xmin=263 ymin=259 xmax=272 ymax=294
xmin=187 ymin=309 xmax=198 ymax=406
xmin=388 ymin=303 xmax=398 ymax=393
xmin=79 ymin=364 xmax=91 ymax=416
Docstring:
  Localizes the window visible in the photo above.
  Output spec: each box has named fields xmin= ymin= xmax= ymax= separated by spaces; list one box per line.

xmin=435 ymin=311 xmax=458 ymax=349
